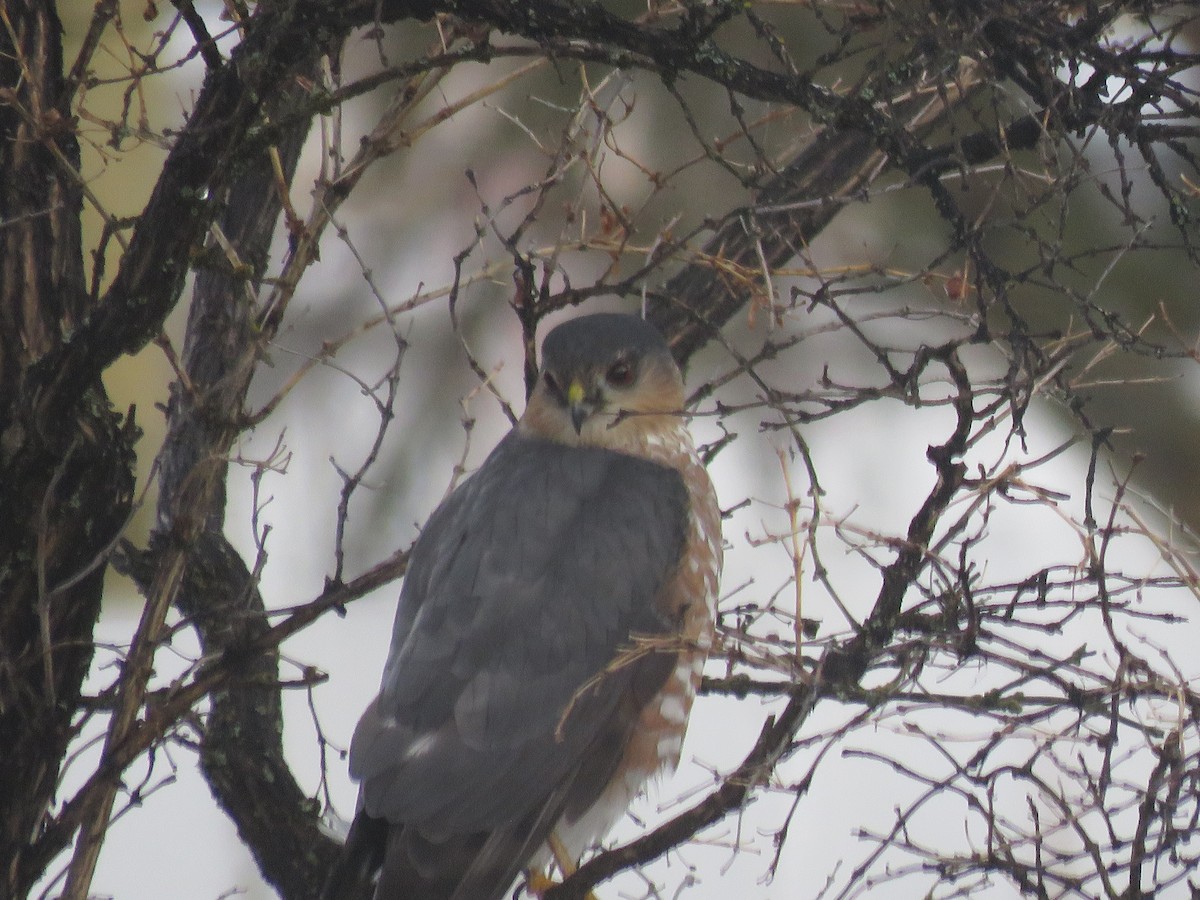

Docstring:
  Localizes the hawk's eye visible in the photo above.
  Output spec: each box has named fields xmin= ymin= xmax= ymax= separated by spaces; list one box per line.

xmin=606 ymin=360 xmax=635 ymax=388
xmin=543 ymin=371 xmax=562 ymax=397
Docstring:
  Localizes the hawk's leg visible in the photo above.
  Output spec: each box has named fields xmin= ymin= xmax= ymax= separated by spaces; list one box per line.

xmin=523 ymin=833 xmax=598 ymax=900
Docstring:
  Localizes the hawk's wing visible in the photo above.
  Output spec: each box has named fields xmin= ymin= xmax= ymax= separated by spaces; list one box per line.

xmin=347 ymin=430 xmax=689 ymax=896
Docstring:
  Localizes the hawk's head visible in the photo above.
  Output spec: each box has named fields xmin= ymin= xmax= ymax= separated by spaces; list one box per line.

xmin=521 ymin=313 xmax=685 ymax=448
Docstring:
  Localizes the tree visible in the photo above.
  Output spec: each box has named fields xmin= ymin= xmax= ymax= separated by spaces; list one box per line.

xmin=3 ymin=0 xmax=1200 ymax=897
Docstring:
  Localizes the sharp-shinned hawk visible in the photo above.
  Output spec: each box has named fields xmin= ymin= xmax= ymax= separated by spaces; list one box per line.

xmin=322 ymin=312 xmax=722 ymax=899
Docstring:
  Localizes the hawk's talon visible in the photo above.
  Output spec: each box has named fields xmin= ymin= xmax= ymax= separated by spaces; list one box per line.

xmin=524 ymin=868 xmax=557 ymax=897
xmin=523 ymin=869 xmax=598 ymax=900
xmin=524 ymin=833 xmax=597 ymax=899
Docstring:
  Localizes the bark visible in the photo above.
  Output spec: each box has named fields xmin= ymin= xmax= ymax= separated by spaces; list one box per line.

xmin=147 ymin=68 xmax=337 ymax=896
xmin=0 ymin=3 xmax=135 ymax=896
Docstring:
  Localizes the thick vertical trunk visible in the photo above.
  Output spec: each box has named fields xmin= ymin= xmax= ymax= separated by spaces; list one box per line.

xmin=0 ymin=2 xmax=135 ymax=895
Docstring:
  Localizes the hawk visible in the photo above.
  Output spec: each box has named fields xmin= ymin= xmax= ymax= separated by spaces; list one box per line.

xmin=323 ymin=313 xmax=722 ymax=899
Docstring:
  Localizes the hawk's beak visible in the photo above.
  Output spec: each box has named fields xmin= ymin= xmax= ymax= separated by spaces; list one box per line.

xmin=567 ymin=380 xmax=589 ymax=434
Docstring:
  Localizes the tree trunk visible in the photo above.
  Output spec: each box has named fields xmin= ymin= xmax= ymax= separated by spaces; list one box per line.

xmin=0 ymin=3 xmax=135 ymax=895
